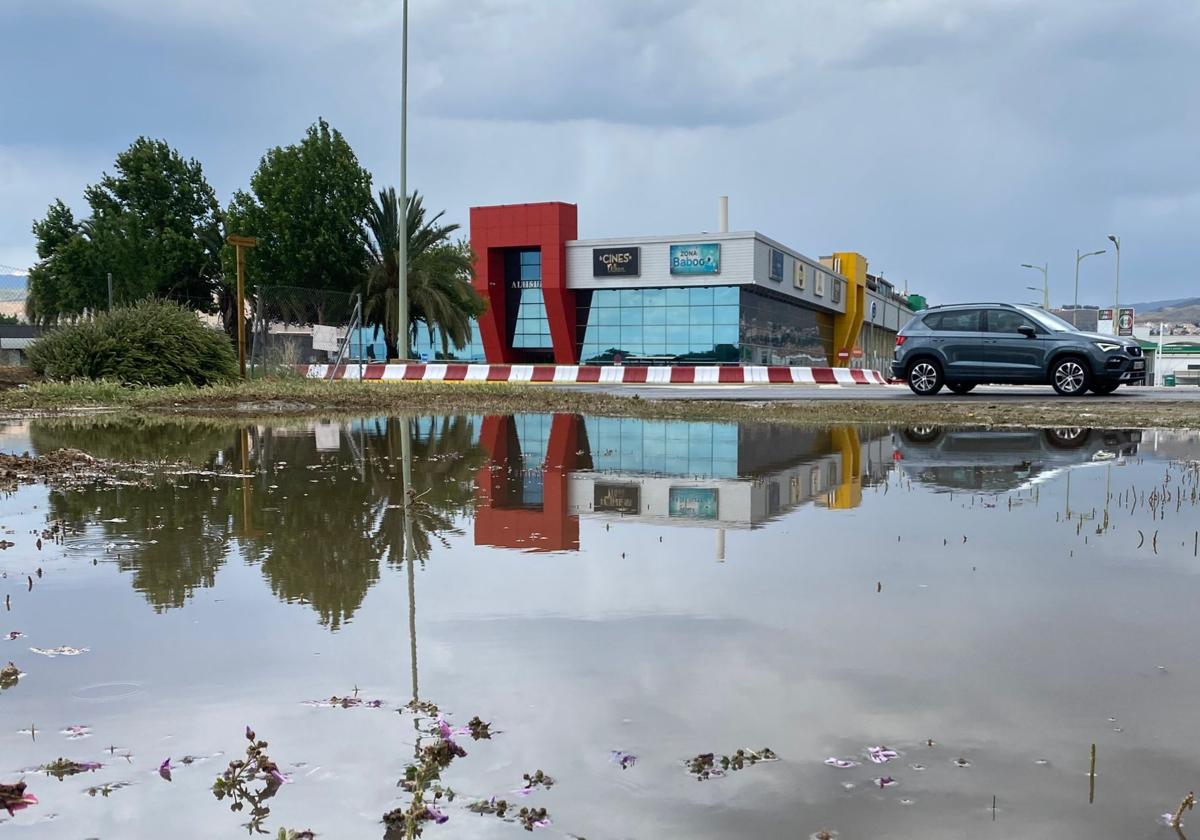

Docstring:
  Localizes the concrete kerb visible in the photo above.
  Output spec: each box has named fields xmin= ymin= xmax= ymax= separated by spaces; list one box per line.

xmin=297 ymin=364 xmax=897 ymax=386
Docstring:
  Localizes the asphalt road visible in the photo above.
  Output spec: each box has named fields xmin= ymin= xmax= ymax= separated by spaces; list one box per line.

xmin=564 ymin=383 xmax=1200 ymax=402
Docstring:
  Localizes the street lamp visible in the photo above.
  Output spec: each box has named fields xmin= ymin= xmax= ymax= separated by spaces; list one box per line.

xmin=397 ymin=0 xmax=410 ymax=360
xmin=1073 ymin=248 xmax=1106 ymax=327
xmin=1020 ymin=262 xmax=1049 ymax=308
xmin=1107 ymin=234 xmax=1121 ymax=336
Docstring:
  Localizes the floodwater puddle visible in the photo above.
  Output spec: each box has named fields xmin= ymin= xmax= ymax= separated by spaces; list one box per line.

xmin=0 ymin=416 xmax=1199 ymax=837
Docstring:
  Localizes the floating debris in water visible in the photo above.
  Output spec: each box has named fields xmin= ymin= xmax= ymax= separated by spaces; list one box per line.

xmin=29 ymin=646 xmax=88 ymax=658
xmin=610 ymin=750 xmax=637 ymax=769
xmin=60 ymin=725 xmax=91 ymax=740
xmin=467 ymin=716 xmax=492 ymax=740
xmin=687 ymin=748 xmax=778 ymax=780
xmin=875 ymin=776 xmax=898 ymax=788
xmin=0 ymin=661 xmax=19 ymax=688
xmin=5 ymin=631 xmax=22 ymax=641
xmin=41 ymin=758 xmax=102 ymax=779
xmin=824 ymin=757 xmax=859 ymax=769
xmin=520 ymin=770 xmax=555 ymax=792
xmin=302 ymin=695 xmax=384 ymax=709
xmin=954 ymin=758 xmax=972 ymax=768
xmin=84 ymin=780 xmax=131 ymax=797
xmin=908 ymin=763 xmax=926 ymax=771
xmin=867 ymin=746 xmax=900 ymax=764
xmin=810 ymin=831 xmax=838 ymax=840
xmin=0 ymin=781 xmax=38 ymax=816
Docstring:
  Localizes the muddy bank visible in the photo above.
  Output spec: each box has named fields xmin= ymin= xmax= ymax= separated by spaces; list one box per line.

xmin=2 ymin=380 xmax=1198 ymax=429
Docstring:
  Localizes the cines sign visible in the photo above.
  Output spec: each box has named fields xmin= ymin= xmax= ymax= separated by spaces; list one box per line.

xmin=670 ymin=243 xmax=721 ymax=275
xmin=592 ymin=246 xmax=640 ymax=277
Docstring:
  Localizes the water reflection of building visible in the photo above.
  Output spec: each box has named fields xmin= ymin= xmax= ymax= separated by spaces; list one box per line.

xmin=474 ymin=414 xmax=891 ymax=552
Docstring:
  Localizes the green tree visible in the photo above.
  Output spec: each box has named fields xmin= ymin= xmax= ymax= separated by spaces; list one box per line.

xmin=363 ymin=189 xmax=484 ymax=359
xmin=224 ymin=118 xmax=372 ymax=298
xmin=26 ymin=140 xmax=224 ymax=325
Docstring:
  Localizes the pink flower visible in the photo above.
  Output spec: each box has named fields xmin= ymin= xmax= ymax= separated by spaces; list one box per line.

xmin=424 ymin=806 xmax=449 ymax=824
xmin=3 ymin=791 xmax=37 ymax=816
xmin=268 ymin=768 xmax=292 ymax=785
xmin=159 ymin=758 xmax=173 ymax=780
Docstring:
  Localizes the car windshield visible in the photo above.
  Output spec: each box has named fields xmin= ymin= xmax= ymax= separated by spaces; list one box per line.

xmin=1016 ymin=305 xmax=1075 ymax=332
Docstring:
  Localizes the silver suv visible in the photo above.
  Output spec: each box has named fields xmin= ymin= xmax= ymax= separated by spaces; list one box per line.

xmin=891 ymin=303 xmax=1146 ymax=396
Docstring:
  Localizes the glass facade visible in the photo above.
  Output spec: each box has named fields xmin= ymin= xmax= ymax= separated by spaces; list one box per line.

xmin=575 ymin=286 xmax=833 ymax=365
xmin=576 ymin=286 xmax=741 ymax=364
xmin=584 ymin=417 xmax=739 ymax=478
xmin=347 ymin=322 xmax=487 ymax=362
xmin=508 ymin=250 xmax=551 ymax=353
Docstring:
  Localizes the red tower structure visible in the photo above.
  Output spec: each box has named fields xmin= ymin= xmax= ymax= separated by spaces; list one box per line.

xmin=469 ymin=202 xmax=579 ymax=364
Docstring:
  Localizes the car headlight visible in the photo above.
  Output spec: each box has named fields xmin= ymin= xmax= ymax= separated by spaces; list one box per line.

xmin=1095 ymin=342 xmax=1121 ymax=352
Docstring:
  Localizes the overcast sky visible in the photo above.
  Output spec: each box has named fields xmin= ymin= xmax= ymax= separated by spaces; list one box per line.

xmin=2 ymin=0 xmax=1197 ymax=305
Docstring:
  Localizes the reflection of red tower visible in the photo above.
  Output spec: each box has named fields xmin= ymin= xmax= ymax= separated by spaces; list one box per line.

xmin=474 ymin=414 xmax=583 ymax=552
xmin=469 ymin=202 xmax=579 ymax=364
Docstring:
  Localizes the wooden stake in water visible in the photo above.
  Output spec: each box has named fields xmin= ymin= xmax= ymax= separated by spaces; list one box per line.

xmin=1089 ymin=743 xmax=1096 ymax=804
xmin=992 ymin=794 xmax=997 ymax=820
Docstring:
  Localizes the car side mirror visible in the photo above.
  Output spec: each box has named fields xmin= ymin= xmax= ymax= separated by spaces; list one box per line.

xmin=1018 ymin=325 xmax=1036 ymax=338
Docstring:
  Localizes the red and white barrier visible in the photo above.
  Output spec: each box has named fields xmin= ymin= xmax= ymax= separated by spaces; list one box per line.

xmin=298 ymin=363 xmax=892 ymax=386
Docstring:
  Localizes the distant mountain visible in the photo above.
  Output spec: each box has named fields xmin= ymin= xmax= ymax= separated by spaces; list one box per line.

xmin=1127 ymin=297 xmax=1200 ymax=315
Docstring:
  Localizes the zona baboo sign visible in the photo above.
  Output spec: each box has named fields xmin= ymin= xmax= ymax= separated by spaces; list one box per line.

xmin=593 ymin=246 xmax=640 ymax=277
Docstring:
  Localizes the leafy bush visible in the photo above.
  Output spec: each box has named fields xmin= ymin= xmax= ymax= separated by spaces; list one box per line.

xmin=27 ymin=299 xmax=238 ymax=386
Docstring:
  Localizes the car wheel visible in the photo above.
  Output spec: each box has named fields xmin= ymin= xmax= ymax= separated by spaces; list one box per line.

xmin=1050 ymin=357 xmax=1091 ymax=396
xmin=902 ymin=425 xmax=942 ymax=444
xmin=1045 ymin=428 xmax=1089 ymax=449
xmin=1090 ymin=383 xmax=1119 ymax=395
xmin=947 ymin=382 xmax=976 ymax=395
xmin=907 ymin=359 xmax=944 ymax=396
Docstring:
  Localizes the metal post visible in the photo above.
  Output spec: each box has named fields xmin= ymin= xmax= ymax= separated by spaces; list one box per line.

xmin=397 ymin=0 xmax=409 ymax=362
xmin=1108 ymin=235 xmax=1121 ymax=336
xmin=236 ymin=245 xmax=247 ymax=378
xmin=1073 ymin=249 xmax=1105 ymax=328
xmin=226 ymin=235 xmax=258 ymax=379
xmin=106 ymin=272 xmax=113 ymax=310
xmin=1073 ymin=249 xmax=1080 ymax=327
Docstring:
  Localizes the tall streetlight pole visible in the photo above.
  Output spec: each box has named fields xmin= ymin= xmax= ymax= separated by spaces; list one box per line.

xmin=1073 ymin=248 xmax=1106 ymax=327
xmin=396 ymin=0 xmax=409 ymax=361
xmin=1020 ymin=262 xmax=1049 ymax=308
xmin=1107 ymin=234 xmax=1121 ymax=336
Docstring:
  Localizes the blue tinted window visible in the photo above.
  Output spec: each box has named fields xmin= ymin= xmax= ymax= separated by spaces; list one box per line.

xmin=597 ymin=307 xmax=620 ymax=326
xmin=643 ymin=288 xmax=666 ymax=308
xmin=620 ymin=306 xmax=642 ymax=326
xmin=665 ymin=288 xmax=689 ymax=306
xmin=619 ymin=289 xmax=640 ymax=307
xmin=622 ymin=326 xmax=643 ymax=344
xmin=713 ymin=305 xmax=739 ymax=324
xmin=519 ymin=250 xmax=541 ymax=266
xmin=593 ymin=290 xmax=619 ymax=307
xmin=643 ymin=325 xmax=666 ymax=344
xmin=689 ymin=325 xmax=713 ymax=348
xmin=666 ymin=324 xmax=689 ymax=344
xmin=597 ymin=326 xmax=620 ymax=345
xmin=520 ymin=263 xmax=541 ymax=281
xmin=714 ymin=325 xmax=739 ymax=345
xmin=713 ymin=286 xmax=739 ymax=306
xmin=689 ymin=306 xmax=713 ymax=326
xmin=688 ymin=287 xmax=714 ymax=305
xmin=644 ymin=306 xmax=666 ymax=325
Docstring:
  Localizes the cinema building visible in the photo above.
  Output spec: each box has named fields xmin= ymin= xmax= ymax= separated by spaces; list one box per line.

xmin=460 ymin=200 xmax=919 ymax=370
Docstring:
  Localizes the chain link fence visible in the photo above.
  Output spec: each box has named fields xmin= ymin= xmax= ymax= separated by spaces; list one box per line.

xmin=249 ymin=285 xmax=374 ymax=377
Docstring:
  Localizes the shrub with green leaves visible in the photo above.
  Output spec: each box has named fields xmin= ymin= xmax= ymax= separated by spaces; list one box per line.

xmin=28 ymin=299 xmax=238 ymax=386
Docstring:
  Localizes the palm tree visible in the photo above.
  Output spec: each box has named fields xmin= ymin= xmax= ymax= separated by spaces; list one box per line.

xmin=363 ymin=189 xmax=484 ymax=359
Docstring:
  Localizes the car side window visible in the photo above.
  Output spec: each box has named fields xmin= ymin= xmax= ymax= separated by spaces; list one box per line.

xmin=985 ymin=310 xmax=1038 ymax=334
xmin=924 ymin=309 xmax=982 ymax=332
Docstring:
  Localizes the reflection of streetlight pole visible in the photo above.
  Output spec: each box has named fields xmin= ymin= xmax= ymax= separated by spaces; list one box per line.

xmin=1107 ymin=234 xmax=1121 ymax=336
xmin=1021 ymin=263 xmax=1049 ymax=308
xmin=401 ymin=418 xmax=418 ymax=705
xmin=1073 ymin=249 xmax=1106 ymax=327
